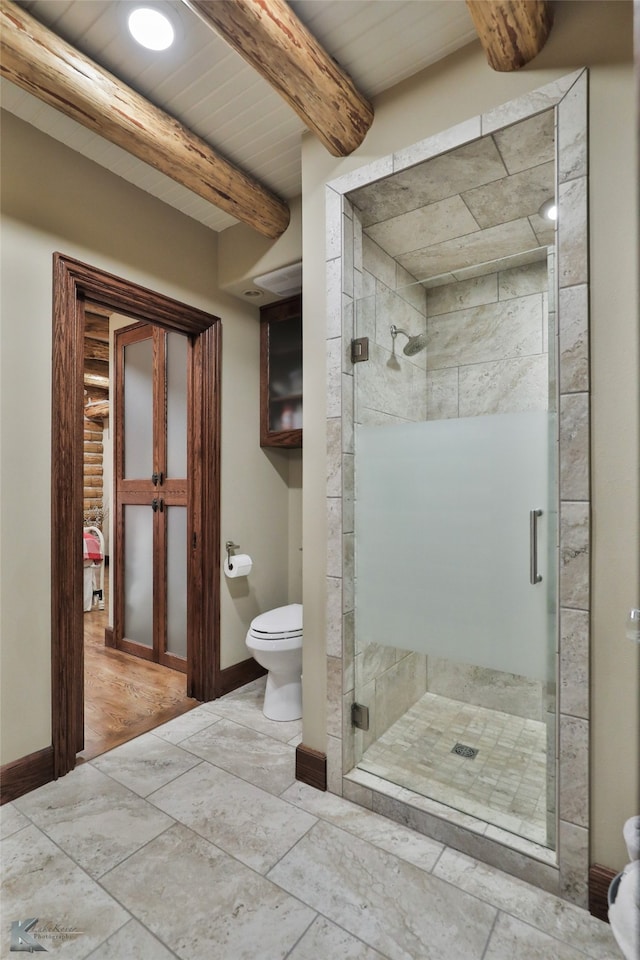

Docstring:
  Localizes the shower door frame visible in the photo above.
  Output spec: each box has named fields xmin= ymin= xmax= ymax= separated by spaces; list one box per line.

xmin=324 ymin=70 xmax=591 ymax=906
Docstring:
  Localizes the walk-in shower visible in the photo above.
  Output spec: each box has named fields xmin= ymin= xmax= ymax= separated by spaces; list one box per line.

xmin=325 ymin=70 xmax=591 ymax=898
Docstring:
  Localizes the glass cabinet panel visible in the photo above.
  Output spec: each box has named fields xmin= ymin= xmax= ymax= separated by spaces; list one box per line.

xmin=260 ymin=295 xmax=302 ymax=447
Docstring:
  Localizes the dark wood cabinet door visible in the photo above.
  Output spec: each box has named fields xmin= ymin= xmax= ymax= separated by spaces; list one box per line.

xmin=260 ymin=295 xmax=302 ymax=448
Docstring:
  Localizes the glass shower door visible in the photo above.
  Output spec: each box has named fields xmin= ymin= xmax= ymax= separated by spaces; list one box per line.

xmin=351 ymin=274 xmax=557 ymax=848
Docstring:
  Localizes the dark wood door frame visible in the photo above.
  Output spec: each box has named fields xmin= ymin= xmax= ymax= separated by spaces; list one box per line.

xmin=52 ymin=253 xmax=221 ymax=779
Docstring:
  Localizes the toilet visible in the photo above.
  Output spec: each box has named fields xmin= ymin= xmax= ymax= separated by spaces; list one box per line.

xmin=245 ymin=603 xmax=302 ymax=721
xmin=608 ymin=816 xmax=640 ymax=960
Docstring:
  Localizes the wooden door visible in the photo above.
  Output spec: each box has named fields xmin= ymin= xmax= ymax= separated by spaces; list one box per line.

xmin=114 ymin=323 xmax=189 ymax=672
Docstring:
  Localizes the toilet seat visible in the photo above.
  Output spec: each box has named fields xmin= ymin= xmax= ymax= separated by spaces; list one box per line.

xmin=248 ymin=603 xmax=302 ymax=641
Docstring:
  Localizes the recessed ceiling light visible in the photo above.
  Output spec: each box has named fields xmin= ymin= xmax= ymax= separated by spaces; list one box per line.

xmin=538 ymin=199 xmax=557 ymax=221
xmin=128 ymin=7 xmax=175 ymax=51
xmin=243 ymin=290 xmax=262 ymax=298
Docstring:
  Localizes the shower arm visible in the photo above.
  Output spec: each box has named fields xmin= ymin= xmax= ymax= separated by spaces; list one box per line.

xmin=390 ymin=324 xmax=409 ymax=342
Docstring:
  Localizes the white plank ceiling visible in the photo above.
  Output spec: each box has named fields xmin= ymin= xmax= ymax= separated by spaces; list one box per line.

xmin=1 ymin=0 xmax=477 ymax=232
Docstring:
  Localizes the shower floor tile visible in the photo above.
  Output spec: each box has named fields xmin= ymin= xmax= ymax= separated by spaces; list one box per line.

xmin=358 ymin=692 xmax=549 ymax=846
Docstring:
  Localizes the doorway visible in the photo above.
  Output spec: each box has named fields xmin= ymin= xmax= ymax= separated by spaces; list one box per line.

xmin=52 ymin=253 xmax=221 ymax=779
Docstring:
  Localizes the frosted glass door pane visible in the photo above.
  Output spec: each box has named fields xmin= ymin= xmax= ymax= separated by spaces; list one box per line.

xmin=123 ymin=504 xmax=153 ymax=647
xmin=355 ymin=411 xmax=551 ymax=681
xmin=124 ymin=338 xmax=153 ymax=479
xmin=166 ymin=506 xmax=187 ymax=658
xmin=166 ymin=333 xmax=187 ymax=479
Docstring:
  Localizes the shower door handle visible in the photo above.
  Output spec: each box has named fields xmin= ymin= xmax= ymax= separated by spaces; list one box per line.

xmin=529 ymin=509 xmax=543 ymax=585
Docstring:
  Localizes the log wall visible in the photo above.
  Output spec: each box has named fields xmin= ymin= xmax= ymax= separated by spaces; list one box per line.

xmin=83 ymin=419 xmax=104 ymax=527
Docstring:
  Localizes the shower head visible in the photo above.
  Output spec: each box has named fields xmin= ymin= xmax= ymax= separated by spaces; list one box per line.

xmin=390 ymin=324 xmax=427 ymax=357
xmin=403 ymin=333 xmax=428 ymax=357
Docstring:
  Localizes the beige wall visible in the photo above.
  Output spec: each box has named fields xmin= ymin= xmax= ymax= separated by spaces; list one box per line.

xmin=288 ymin=451 xmax=303 ymax=602
xmin=301 ymin=0 xmax=638 ymax=870
xmin=217 ymin=196 xmax=302 ymax=303
xmin=0 ymin=111 xmax=298 ymax=762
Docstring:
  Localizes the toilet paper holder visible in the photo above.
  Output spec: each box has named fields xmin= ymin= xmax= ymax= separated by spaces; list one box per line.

xmin=225 ymin=540 xmax=240 ymax=568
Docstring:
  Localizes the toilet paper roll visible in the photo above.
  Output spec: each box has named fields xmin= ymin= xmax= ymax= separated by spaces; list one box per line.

xmin=224 ymin=554 xmax=252 ymax=578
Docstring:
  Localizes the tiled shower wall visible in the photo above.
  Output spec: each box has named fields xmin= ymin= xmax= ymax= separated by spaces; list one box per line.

xmin=325 ymin=70 xmax=590 ymax=905
xmin=425 ymin=260 xmax=549 ymax=421
xmin=355 ymin=233 xmax=427 ymax=424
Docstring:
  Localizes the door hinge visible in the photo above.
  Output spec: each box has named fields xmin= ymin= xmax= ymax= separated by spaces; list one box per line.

xmin=351 ymin=337 xmax=369 ymax=363
xmin=351 ymin=702 xmax=370 ymax=730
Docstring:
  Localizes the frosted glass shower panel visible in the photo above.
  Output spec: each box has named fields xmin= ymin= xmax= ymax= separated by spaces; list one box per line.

xmin=355 ymin=411 xmax=550 ymax=680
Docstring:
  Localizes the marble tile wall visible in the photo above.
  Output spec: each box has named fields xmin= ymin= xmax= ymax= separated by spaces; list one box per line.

xmin=555 ymin=71 xmax=590 ymax=908
xmin=355 ymin=233 xmax=428 ymax=426
xmin=353 ymin=108 xmax=556 ymax=284
xmin=425 ymin=259 xmax=549 ymax=421
xmin=325 ymin=69 xmax=590 ymax=906
xmin=427 ymin=659 xmax=546 ymax=722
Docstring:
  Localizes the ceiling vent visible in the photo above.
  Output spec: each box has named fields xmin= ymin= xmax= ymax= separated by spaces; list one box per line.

xmin=253 ymin=261 xmax=302 ymax=299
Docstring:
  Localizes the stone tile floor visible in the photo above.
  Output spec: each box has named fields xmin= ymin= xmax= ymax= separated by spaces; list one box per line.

xmin=1 ymin=679 xmax=619 ymax=960
xmin=359 ymin=692 xmax=549 ymax=846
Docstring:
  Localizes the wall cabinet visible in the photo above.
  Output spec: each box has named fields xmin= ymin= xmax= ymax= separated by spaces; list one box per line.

xmin=260 ymin=294 xmax=302 ymax=448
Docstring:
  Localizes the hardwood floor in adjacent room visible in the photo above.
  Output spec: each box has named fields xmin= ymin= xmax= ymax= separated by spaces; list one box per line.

xmin=79 ymin=568 xmax=198 ymax=762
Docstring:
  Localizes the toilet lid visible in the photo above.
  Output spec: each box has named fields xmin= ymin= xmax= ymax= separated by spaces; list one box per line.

xmin=249 ymin=603 xmax=302 ymax=636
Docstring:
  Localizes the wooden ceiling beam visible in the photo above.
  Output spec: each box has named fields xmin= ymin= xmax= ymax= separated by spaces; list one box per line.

xmin=0 ymin=0 xmax=290 ymax=238
xmin=466 ymin=0 xmax=554 ymax=72
xmin=184 ymin=0 xmax=373 ymax=157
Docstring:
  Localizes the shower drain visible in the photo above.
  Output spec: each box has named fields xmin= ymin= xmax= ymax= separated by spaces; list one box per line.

xmin=451 ymin=742 xmax=479 ymax=759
